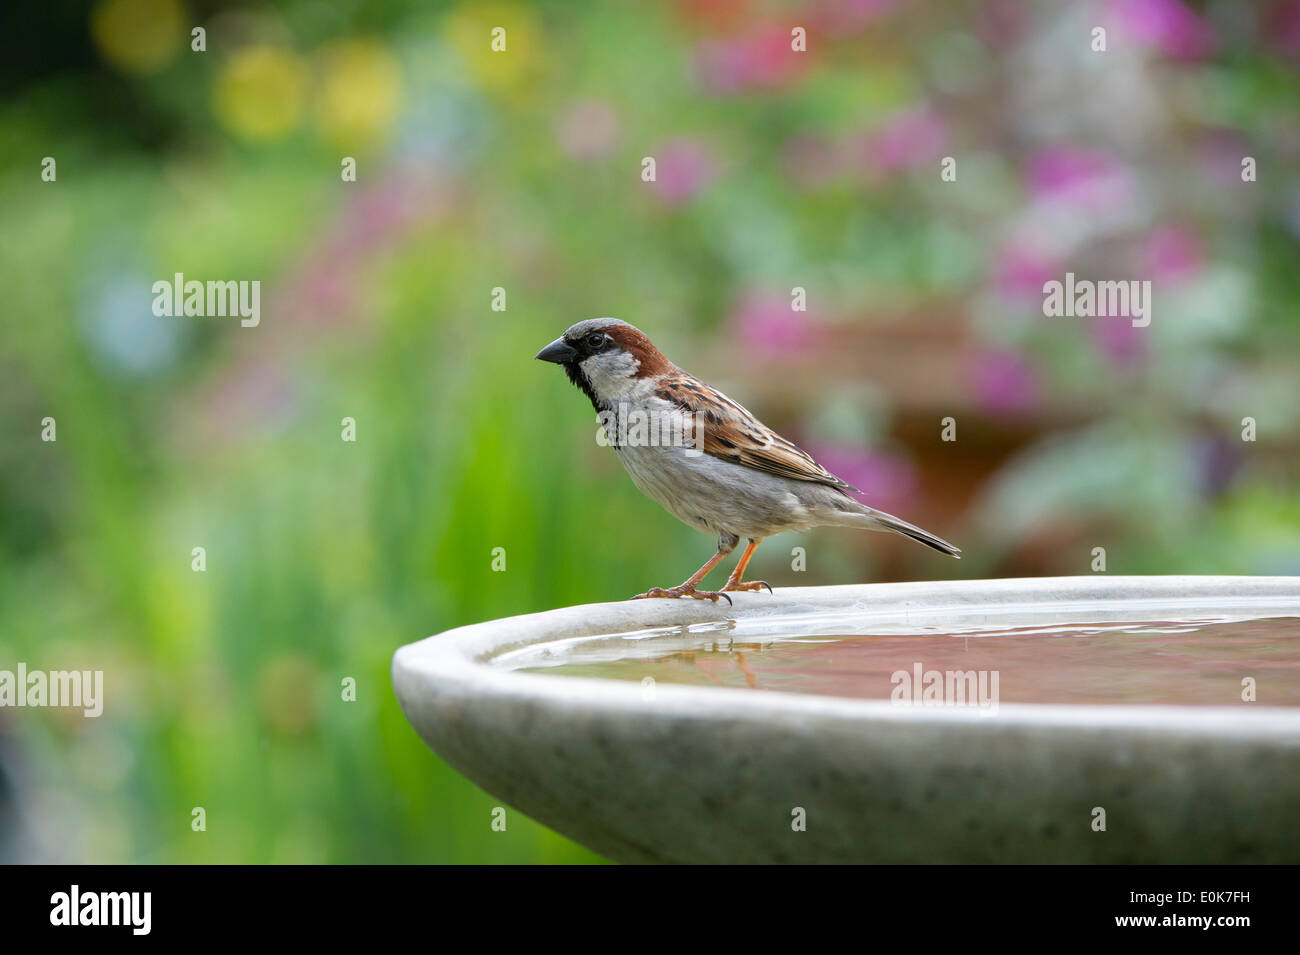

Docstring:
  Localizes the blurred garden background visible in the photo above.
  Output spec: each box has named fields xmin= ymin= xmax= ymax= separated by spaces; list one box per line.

xmin=1 ymin=0 xmax=1299 ymax=863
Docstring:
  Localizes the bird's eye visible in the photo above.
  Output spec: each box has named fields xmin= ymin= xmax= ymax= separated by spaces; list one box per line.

xmin=586 ymin=332 xmax=606 ymax=349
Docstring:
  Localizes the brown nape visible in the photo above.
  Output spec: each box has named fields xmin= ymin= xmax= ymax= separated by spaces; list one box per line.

xmin=605 ymin=325 xmax=676 ymax=378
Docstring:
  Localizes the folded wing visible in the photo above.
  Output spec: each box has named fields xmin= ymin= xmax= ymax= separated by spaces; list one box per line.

xmin=655 ymin=373 xmax=861 ymax=493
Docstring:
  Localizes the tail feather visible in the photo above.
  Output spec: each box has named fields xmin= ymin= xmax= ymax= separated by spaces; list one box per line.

xmin=829 ymin=504 xmax=961 ymax=558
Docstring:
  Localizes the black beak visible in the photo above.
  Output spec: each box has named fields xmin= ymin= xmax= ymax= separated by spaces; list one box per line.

xmin=535 ymin=338 xmax=578 ymax=364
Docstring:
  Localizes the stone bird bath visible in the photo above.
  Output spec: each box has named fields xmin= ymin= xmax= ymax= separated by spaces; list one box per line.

xmin=392 ymin=576 xmax=1300 ymax=863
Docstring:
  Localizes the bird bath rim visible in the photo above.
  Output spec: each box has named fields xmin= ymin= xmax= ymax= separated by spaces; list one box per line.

xmin=394 ymin=575 xmax=1300 ymax=733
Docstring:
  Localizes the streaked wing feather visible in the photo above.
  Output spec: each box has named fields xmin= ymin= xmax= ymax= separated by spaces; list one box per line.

xmin=656 ymin=373 xmax=860 ymax=493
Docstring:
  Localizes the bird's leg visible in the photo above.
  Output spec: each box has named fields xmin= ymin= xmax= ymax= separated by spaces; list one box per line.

xmin=722 ymin=538 xmax=772 ymax=593
xmin=632 ymin=534 xmax=737 ymax=605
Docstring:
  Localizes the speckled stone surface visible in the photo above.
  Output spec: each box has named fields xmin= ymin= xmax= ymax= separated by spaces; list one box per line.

xmin=392 ymin=576 xmax=1300 ymax=863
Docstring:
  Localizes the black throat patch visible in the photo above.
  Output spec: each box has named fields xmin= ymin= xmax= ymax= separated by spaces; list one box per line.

xmin=564 ymin=361 xmax=608 ymax=414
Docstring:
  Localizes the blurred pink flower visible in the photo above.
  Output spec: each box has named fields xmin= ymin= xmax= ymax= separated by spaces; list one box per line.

xmin=348 ymin=177 xmax=415 ymax=240
xmin=994 ymin=241 xmax=1058 ymax=301
xmin=1143 ymin=226 xmax=1204 ymax=283
xmin=1111 ymin=0 xmax=1216 ymax=61
xmin=1028 ymin=147 xmax=1113 ymax=195
xmin=806 ymin=444 xmax=917 ymax=514
xmin=695 ymin=26 xmax=808 ymax=95
xmin=971 ymin=350 xmax=1040 ymax=415
xmin=1027 ymin=147 xmax=1133 ymax=210
xmin=1091 ymin=315 xmax=1148 ymax=370
xmin=727 ymin=293 xmax=822 ymax=354
xmin=1269 ymin=2 xmax=1300 ymax=58
xmin=652 ymin=138 xmax=717 ymax=204
xmin=1195 ymin=128 xmax=1253 ymax=186
xmin=274 ymin=164 xmax=451 ymax=327
xmin=556 ymin=100 xmax=620 ymax=160
xmin=203 ymin=356 xmax=296 ymax=440
xmin=293 ymin=253 xmax=357 ymax=314
xmin=860 ymin=108 xmax=947 ymax=173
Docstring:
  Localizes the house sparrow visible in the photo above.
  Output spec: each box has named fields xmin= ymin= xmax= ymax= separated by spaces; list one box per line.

xmin=536 ymin=318 xmax=960 ymax=603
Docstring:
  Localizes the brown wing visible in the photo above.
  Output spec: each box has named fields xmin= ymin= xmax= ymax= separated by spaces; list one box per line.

xmin=655 ymin=372 xmax=861 ymax=493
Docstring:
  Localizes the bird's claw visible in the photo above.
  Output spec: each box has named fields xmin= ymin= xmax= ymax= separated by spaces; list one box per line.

xmin=631 ymin=586 xmax=732 ymax=606
xmin=723 ymin=579 xmax=773 ymax=594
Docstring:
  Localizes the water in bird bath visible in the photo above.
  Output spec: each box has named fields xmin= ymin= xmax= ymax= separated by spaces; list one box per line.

xmin=502 ymin=615 xmax=1300 ymax=706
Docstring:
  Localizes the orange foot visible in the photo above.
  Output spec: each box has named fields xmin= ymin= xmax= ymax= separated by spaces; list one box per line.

xmin=631 ymin=585 xmax=732 ymax=606
xmin=723 ymin=579 xmax=773 ymax=594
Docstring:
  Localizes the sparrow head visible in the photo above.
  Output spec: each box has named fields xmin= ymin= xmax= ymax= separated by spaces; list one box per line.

xmin=535 ymin=318 xmax=673 ymax=409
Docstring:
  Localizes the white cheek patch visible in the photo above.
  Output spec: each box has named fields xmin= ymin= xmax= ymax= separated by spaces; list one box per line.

xmin=581 ymin=351 xmax=643 ymax=398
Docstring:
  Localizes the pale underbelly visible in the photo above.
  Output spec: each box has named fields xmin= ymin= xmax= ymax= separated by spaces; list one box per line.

xmin=613 ymin=443 xmax=822 ymax=539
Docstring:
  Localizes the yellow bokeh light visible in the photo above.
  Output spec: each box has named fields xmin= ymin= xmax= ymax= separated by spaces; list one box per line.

xmin=91 ymin=0 xmax=185 ymax=74
xmin=315 ymin=39 xmax=403 ymax=150
xmin=442 ymin=2 xmax=541 ymax=97
xmin=213 ymin=46 xmax=307 ymax=142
